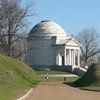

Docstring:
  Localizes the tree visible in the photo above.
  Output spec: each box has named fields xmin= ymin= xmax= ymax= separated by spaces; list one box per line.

xmin=10 ymin=34 xmax=27 ymax=60
xmin=0 ymin=0 xmax=34 ymax=57
xmin=76 ymin=29 xmax=100 ymax=67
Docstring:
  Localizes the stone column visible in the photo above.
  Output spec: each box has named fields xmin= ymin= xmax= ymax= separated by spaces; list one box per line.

xmin=56 ymin=52 xmax=58 ymax=65
xmin=58 ymin=53 xmax=62 ymax=66
xmin=66 ymin=49 xmax=69 ymax=65
xmin=72 ymin=49 xmax=74 ymax=66
xmin=78 ymin=49 xmax=80 ymax=66
xmin=69 ymin=49 xmax=71 ymax=65
xmin=68 ymin=49 xmax=70 ymax=65
xmin=73 ymin=49 xmax=74 ymax=66
xmin=71 ymin=49 xmax=73 ymax=65
xmin=64 ymin=48 xmax=66 ymax=65
xmin=72 ymin=49 xmax=75 ymax=71
xmin=73 ymin=49 xmax=75 ymax=66
xmin=56 ymin=52 xmax=60 ymax=65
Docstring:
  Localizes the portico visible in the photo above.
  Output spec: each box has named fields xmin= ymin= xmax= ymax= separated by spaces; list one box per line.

xmin=56 ymin=49 xmax=80 ymax=66
xmin=55 ymin=37 xmax=81 ymax=67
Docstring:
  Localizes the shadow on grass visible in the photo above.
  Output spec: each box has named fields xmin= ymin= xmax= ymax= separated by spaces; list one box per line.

xmin=63 ymin=82 xmax=75 ymax=87
xmin=63 ymin=82 xmax=100 ymax=92
xmin=80 ymin=87 xmax=100 ymax=92
xmin=63 ymin=63 xmax=100 ymax=92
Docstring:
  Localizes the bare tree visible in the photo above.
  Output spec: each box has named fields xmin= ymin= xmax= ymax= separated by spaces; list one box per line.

xmin=76 ymin=29 xmax=100 ymax=67
xmin=0 ymin=0 xmax=34 ymax=57
xmin=11 ymin=34 xmax=27 ymax=61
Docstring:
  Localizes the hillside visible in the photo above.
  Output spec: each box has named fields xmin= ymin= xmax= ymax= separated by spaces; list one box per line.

xmin=74 ymin=62 xmax=100 ymax=91
xmin=0 ymin=55 xmax=40 ymax=100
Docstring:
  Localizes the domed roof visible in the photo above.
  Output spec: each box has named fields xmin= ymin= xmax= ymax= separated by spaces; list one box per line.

xmin=29 ymin=20 xmax=66 ymax=37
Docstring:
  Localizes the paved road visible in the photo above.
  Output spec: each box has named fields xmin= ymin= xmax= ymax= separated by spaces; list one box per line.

xmin=40 ymin=74 xmax=78 ymax=77
xmin=25 ymin=82 xmax=100 ymax=100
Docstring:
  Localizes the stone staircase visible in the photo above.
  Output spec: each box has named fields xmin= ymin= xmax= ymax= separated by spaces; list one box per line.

xmin=72 ymin=65 xmax=87 ymax=76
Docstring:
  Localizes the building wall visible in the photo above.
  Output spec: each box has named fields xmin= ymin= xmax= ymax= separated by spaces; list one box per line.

xmin=26 ymin=36 xmax=57 ymax=66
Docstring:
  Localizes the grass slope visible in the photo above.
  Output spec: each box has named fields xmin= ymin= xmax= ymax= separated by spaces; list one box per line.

xmin=36 ymin=70 xmax=71 ymax=75
xmin=0 ymin=55 xmax=39 ymax=100
xmin=74 ymin=62 xmax=100 ymax=91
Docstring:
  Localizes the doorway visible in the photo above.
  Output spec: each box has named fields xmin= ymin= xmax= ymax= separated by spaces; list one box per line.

xmin=62 ymin=56 xmax=64 ymax=65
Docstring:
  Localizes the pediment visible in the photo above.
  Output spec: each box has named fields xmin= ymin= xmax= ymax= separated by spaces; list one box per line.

xmin=53 ymin=36 xmax=81 ymax=47
xmin=65 ymin=37 xmax=81 ymax=47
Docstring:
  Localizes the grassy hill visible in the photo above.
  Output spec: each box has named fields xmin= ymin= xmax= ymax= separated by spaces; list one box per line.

xmin=74 ymin=62 xmax=100 ymax=91
xmin=0 ymin=55 xmax=40 ymax=100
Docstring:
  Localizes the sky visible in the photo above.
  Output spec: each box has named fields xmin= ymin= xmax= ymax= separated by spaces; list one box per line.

xmin=29 ymin=0 xmax=100 ymax=35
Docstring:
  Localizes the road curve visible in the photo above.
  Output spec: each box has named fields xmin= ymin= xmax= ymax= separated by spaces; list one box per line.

xmin=25 ymin=82 xmax=100 ymax=100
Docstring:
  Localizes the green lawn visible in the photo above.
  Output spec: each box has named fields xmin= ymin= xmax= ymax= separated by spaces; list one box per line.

xmin=36 ymin=70 xmax=71 ymax=75
xmin=0 ymin=55 xmax=40 ymax=100
xmin=80 ymin=86 xmax=100 ymax=92
xmin=79 ymin=82 xmax=100 ymax=91
xmin=36 ymin=70 xmax=79 ymax=82
xmin=40 ymin=76 xmax=79 ymax=82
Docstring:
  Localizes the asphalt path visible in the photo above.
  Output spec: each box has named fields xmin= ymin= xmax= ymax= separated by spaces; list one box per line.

xmin=25 ymin=82 xmax=100 ymax=100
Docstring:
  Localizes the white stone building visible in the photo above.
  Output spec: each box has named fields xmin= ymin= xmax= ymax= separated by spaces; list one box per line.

xmin=26 ymin=20 xmax=81 ymax=68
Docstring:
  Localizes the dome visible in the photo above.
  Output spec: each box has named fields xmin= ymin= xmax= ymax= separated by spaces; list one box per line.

xmin=29 ymin=20 xmax=66 ymax=37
